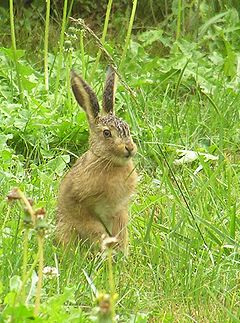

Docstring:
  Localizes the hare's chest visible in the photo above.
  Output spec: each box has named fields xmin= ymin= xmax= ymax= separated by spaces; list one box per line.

xmin=91 ymin=164 xmax=137 ymax=220
xmin=93 ymin=175 xmax=133 ymax=218
xmin=94 ymin=181 xmax=128 ymax=214
xmin=93 ymin=192 xmax=128 ymax=234
xmin=100 ymin=170 xmax=136 ymax=203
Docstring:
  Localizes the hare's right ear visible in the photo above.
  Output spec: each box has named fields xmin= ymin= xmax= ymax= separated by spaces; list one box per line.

xmin=71 ymin=71 xmax=100 ymax=123
xmin=102 ymin=65 xmax=117 ymax=115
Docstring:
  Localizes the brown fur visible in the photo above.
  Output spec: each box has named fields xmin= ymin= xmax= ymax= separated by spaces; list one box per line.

xmin=56 ymin=67 xmax=137 ymax=252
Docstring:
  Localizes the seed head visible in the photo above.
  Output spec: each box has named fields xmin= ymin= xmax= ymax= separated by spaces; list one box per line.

xmin=7 ymin=188 xmax=20 ymax=202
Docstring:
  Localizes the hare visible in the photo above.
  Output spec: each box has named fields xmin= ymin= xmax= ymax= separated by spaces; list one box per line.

xmin=56 ymin=66 xmax=137 ymax=252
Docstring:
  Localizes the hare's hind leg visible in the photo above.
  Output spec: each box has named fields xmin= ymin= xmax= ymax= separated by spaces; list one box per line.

xmin=74 ymin=216 xmax=109 ymax=245
xmin=112 ymin=209 xmax=129 ymax=253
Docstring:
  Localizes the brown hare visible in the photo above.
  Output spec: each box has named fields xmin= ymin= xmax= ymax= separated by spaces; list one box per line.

xmin=56 ymin=66 xmax=137 ymax=252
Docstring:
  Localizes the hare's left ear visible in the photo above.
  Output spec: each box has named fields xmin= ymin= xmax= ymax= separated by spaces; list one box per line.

xmin=102 ymin=66 xmax=118 ymax=114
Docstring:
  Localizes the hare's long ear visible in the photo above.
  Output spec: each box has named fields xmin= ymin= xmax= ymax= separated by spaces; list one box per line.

xmin=102 ymin=66 xmax=117 ymax=114
xmin=71 ymin=70 xmax=100 ymax=123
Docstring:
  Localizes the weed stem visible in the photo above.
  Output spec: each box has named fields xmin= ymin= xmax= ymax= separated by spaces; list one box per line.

xmin=20 ymin=228 xmax=29 ymax=302
xmin=119 ymin=0 xmax=138 ymax=70
xmin=89 ymin=0 xmax=113 ymax=82
xmin=9 ymin=0 xmax=24 ymax=106
xmin=44 ymin=0 xmax=51 ymax=91
xmin=108 ymin=248 xmax=116 ymax=321
xmin=54 ymin=0 xmax=68 ymax=104
xmin=34 ymin=235 xmax=44 ymax=316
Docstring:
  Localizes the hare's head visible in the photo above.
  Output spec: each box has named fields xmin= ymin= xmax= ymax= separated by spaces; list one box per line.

xmin=71 ymin=66 xmax=137 ymax=166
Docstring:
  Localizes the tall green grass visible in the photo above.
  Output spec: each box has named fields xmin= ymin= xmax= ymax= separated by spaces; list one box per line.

xmin=0 ymin=1 xmax=240 ymax=322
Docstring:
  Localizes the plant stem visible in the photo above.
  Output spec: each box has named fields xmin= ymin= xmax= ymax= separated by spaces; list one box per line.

xmin=196 ymin=0 xmax=200 ymax=41
xmin=227 ymin=164 xmax=236 ymax=239
xmin=1 ymin=206 xmax=11 ymax=230
xmin=107 ymin=248 xmax=116 ymax=321
xmin=79 ymin=30 xmax=85 ymax=78
xmin=89 ymin=0 xmax=113 ymax=82
xmin=34 ymin=235 xmax=44 ymax=316
xmin=66 ymin=50 xmax=72 ymax=108
xmin=44 ymin=0 xmax=51 ymax=91
xmin=229 ymin=205 xmax=236 ymax=239
xmin=9 ymin=0 xmax=24 ymax=106
xmin=119 ymin=0 xmax=138 ymax=70
xmin=18 ymin=248 xmax=41 ymax=302
xmin=176 ymin=0 xmax=182 ymax=40
xmin=20 ymin=228 xmax=29 ymax=302
xmin=54 ymin=0 xmax=68 ymax=105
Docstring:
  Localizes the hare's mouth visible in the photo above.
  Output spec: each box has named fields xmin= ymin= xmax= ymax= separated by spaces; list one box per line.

xmin=124 ymin=150 xmax=134 ymax=158
xmin=124 ymin=144 xmax=136 ymax=158
xmin=123 ymin=151 xmax=137 ymax=161
xmin=109 ymin=145 xmax=136 ymax=164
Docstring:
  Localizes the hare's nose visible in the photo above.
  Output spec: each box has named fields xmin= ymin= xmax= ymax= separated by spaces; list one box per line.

xmin=125 ymin=143 xmax=134 ymax=156
xmin=125 ymin=142 xmax=134 ymax=151
xmin=125 ymin=144 xmax=134 ymax=152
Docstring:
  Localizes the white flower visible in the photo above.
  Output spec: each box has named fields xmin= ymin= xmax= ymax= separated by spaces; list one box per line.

xmin=43 ymin=266 xmax=59 ymax=278
xmin=174 ymin=149 xmax=218 ymax=165
xmin=101 ymin=235 xmax=118 ymax=251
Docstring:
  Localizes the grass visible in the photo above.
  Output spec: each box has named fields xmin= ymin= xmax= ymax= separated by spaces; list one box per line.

xmin=0 ymin=1 xmax=240 ymax=322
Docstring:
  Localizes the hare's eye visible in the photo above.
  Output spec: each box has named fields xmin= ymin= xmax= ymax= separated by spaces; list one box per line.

xmin=103 ymin=129 xmax=112 ymax=138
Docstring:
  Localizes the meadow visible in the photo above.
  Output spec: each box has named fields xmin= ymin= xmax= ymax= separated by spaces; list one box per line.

xmin=0 ymin=1 xmax=240 ymax=321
